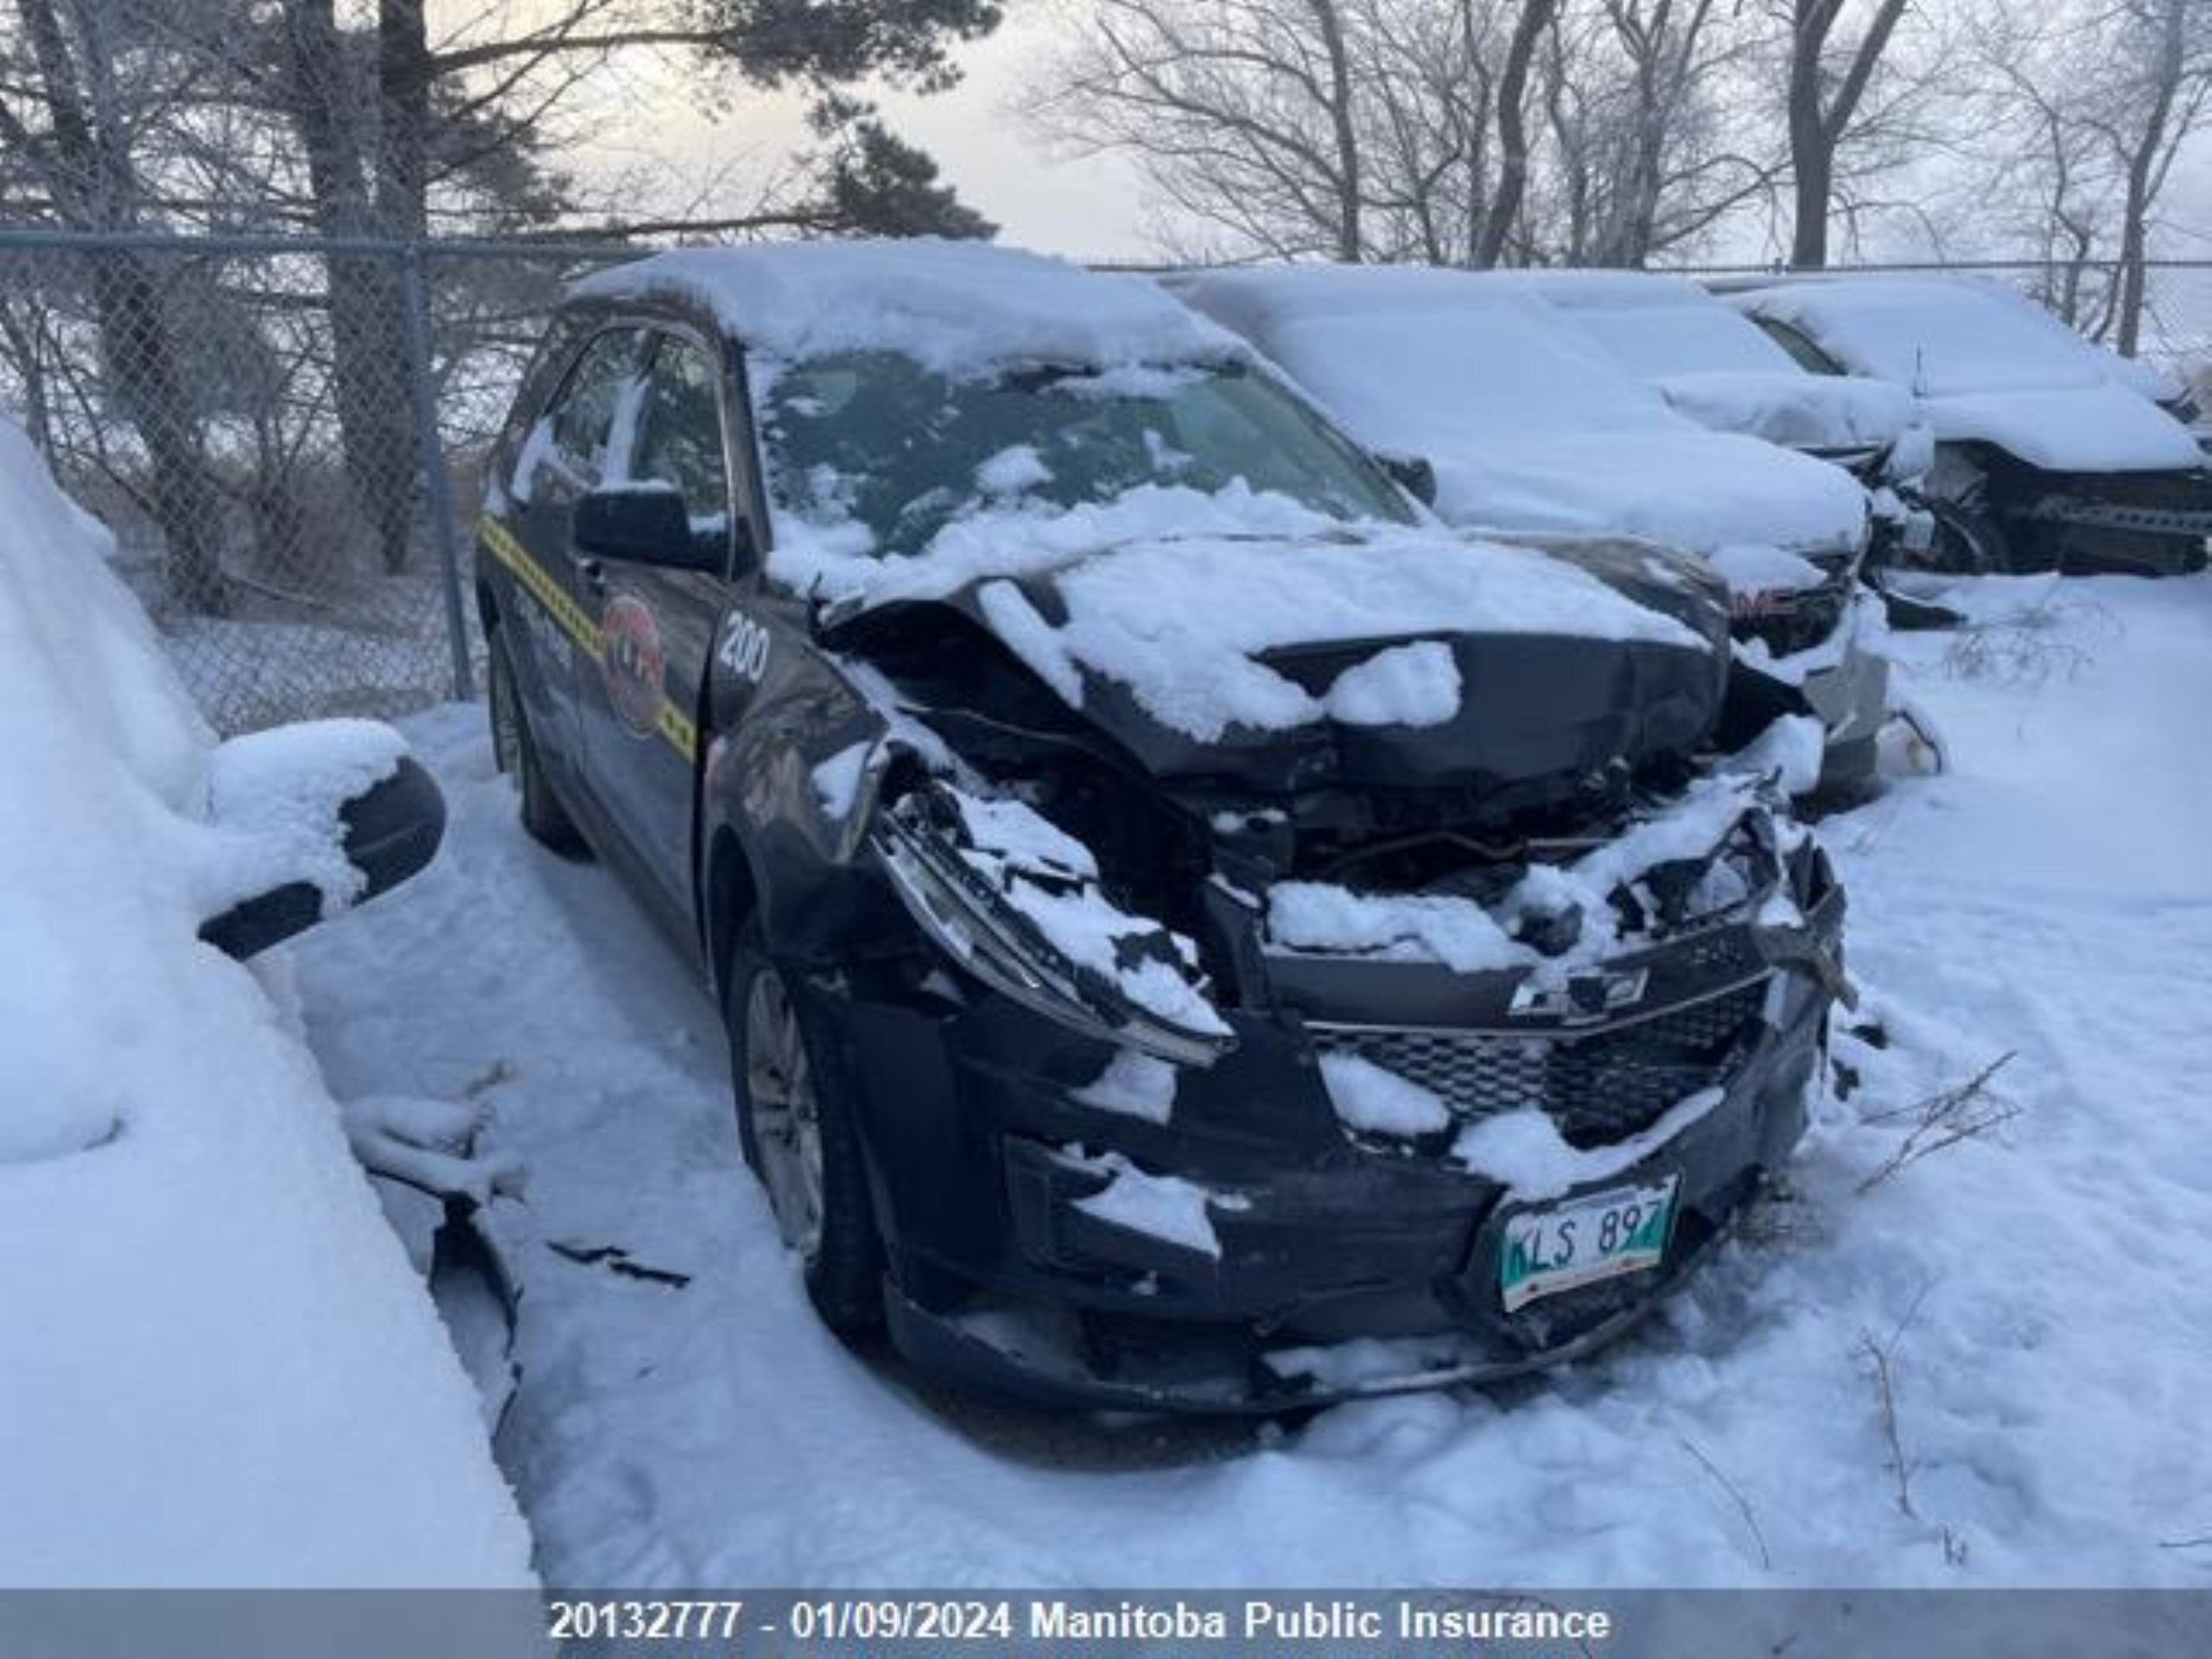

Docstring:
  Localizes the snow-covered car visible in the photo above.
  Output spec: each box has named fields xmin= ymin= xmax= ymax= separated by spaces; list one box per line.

xmin=1502 ymin=269 xmax=1921 ymax=475
xmin=1719 ymin=274 xmax=2212 ymax=576
xmin=1166 ymin=265 xmax=1895 ymax=789
xmin=0 ymin=416 xmax=531 ymax=1585
xmin=474 ymin=240 xmax=1847 ymax=1412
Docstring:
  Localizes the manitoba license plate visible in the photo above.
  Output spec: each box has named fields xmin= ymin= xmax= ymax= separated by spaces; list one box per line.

xmin=1498 ymin=1175 xmax=1680 ymax=1313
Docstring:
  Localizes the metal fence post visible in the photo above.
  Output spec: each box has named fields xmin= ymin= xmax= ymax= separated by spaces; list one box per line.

xmin=397 ymin=240 xmax=476 ymax=701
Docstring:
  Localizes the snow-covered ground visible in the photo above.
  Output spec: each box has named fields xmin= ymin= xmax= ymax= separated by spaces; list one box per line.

xmin=289 ymin=574 xmax=2212 ymax=1589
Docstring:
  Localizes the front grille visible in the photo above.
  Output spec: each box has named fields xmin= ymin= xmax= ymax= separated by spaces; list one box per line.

xmin=1318 ymin=978 xmax=1769 ymax=1149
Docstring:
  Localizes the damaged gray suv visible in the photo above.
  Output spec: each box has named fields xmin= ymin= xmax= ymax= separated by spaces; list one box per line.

xmin=476 ymin=240 xmax=1847 ymax=1410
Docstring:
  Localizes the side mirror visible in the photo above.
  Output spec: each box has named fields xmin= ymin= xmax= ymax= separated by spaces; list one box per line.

xmin=1375 ymin=451 xmax=1438 ymax=507
xmin=199 ymin=748 xmax=447 ymax=960
xmin=575 ymin=486 xmax=726 ymax=573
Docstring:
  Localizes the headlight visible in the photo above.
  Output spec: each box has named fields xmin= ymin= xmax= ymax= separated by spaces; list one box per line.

xmin=873 ymin=788 xmax=1236 ymax=1068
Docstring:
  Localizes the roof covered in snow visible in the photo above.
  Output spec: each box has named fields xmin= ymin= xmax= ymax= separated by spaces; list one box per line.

xmin=572 ymin=238 xmax=1248 ymax=376
xmin=1167 ymin=265 xmax=1872 ymax=563
xmin=1724 ymin=275 xmax=2203 ymax=473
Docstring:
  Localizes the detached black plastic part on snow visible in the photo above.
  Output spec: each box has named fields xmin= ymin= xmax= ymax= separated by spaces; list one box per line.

xmin=199 ymin=756 xmax=447 ymax=960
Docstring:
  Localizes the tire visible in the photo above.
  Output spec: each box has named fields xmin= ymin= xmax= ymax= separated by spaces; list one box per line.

xmin=1922 ymin=496 xmax=2008 ymax=575
xmin=487 ymin=622 xmax=584 ymax=853
xmin=725 ymin=921 xmax=885 ymax=1332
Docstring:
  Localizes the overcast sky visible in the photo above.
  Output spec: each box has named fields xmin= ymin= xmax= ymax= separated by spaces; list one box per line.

xmin=567 ymin=5 xmax=1154 ymax=259
xmin=555 ymin=3 xmax=2207 ymax=274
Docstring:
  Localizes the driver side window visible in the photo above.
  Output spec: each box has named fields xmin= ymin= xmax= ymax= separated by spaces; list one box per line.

xmin=628 ymin=335 xmax=732 ymax=531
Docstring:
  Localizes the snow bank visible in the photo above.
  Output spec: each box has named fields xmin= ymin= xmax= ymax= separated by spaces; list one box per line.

xmin=0 ymin=417 xmax=532 ymax=1586
xmin=574 ymin=239 xmax=1243 ymax=379
xmin=1726 ymin=277 xmax=2204 ymax=473
xmin=1171 ymin=267 xmax=1871 ymax=567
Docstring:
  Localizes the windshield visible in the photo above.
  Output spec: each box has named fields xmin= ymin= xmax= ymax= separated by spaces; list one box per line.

xmin=757 ymin=352 xmax=1415 ymax=552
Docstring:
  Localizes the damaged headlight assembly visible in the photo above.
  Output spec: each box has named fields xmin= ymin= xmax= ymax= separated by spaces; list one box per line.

xmin=871 ymin=788 xmax=1238 ymax=1069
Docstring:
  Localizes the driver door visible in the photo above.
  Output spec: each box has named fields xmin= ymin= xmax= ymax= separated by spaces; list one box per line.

xmin=573 ymin=327 xmax=738 ymax=926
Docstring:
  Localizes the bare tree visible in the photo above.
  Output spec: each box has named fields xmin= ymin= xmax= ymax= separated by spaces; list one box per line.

xmin=1537 ymin=0 xmax=1777 ymax=265
xmin=0 ymin=0 xmax=232 ymax=611
xmin=1965 ymin=0 xmax=2211 ymax=353
xmin=1028 ymin=0 xmax=1564 ymax=266
xmin=2095 ymin=0 xmax=2210 ymax=354
xmin=1780 ymin=0 xmax=1913 ymax=265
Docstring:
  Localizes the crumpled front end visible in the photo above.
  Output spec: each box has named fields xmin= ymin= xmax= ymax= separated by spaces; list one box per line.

xmin=816 ymin=755 xmax=1844 ymax=1412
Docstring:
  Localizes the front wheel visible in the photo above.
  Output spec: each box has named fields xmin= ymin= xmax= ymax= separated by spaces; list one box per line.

xmin=726 ymin=925 xmax=884 ymax=1332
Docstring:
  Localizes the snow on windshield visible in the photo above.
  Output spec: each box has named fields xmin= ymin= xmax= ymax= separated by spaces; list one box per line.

xmin=755 ymin=350 xmax=1410 ymax=572
xmin=1173 ymin=267 xmax=1872 ymax=563
xmin=0 ymin=416 xmax=533 ymax=1585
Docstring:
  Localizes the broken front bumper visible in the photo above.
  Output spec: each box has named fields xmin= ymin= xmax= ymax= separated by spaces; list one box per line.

xmin=815 ymin=874 xmax=1843 ymax=1413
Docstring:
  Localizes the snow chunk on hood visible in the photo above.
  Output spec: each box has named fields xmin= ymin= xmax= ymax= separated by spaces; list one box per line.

xmin=940 ymin=511 xmax=1702 ymax=744
xmin=574 ymin=239 xmax=1244 ymax=380
xmin=1726 ymin=276 xmax=2203 ymax=474
xmin=1170 ymin=266 xmax=1872 ymax=560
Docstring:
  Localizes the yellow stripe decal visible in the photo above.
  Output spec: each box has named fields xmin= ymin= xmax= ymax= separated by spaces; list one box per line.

xmin=479 ymin=515 xmax=697 ymax=763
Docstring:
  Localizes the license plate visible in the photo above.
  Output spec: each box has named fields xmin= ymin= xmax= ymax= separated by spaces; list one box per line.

xmin=1498 ymin=1175 xmax=1680 ymax=1313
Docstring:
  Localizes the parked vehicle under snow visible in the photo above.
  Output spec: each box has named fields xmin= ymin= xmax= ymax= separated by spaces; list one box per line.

xmin=1718 ymin=274 xmax=2212 ymax=577
xmin=474 ymin=239 xmax=1846 ymax=1411
xmin=1166 ymin=264 xmax=1897 ymax=789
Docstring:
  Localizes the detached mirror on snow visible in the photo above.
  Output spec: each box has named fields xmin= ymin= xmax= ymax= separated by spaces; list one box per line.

xmin=196 ymin=721 xmax=447 ymax=961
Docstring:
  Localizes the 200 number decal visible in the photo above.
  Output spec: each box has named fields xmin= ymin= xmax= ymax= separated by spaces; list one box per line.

xmin=718 ymin=612 xmax=772 ymax=683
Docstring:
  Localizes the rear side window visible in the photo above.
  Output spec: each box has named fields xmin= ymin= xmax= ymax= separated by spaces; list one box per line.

xmin=544 ymin=327 xmax=645 ymax=482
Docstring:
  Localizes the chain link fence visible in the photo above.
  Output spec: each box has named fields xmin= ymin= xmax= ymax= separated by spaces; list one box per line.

xmin=0 ymin=230 xmax=629 ymax=733
xmin=1 ymin=232 xmax=2207 ymax=737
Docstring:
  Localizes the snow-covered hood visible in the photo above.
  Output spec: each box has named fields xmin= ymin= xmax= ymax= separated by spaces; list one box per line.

xmin=1923 ymin=381 xmax=2208 ymax=474
xmin=1650 ymin=368 xmax=1914 ymax=454
xmin=834 ymin=523 xmax=1731 ymax=792
xmin=1425 ymin=426 xmax=1871 ymax=569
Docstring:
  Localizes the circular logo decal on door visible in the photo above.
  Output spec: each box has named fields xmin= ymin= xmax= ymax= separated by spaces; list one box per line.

xmin=601 ymin=594 xmax=666 ymax=738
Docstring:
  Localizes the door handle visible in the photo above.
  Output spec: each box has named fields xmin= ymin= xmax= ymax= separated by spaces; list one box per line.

xmin=577 ymin=556 xmax=607 ymax=594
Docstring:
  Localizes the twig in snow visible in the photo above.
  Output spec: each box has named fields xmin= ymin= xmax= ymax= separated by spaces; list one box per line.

xmin=1858 ymin=1052 xmax=2020 ymax=1194
xmin=1857 ymin=1287 xmax=1934 ymax=1520
xmin=1680 ymin=1437 xmax=1772 ymax=1569
xmin=2158 ymin=1535 xmax=2212 ymax=1551
xmin=1940 ymin=591 xmax=2114 ymax=688
xmin=462 ymin=1058 xmax=518 ymax=1098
